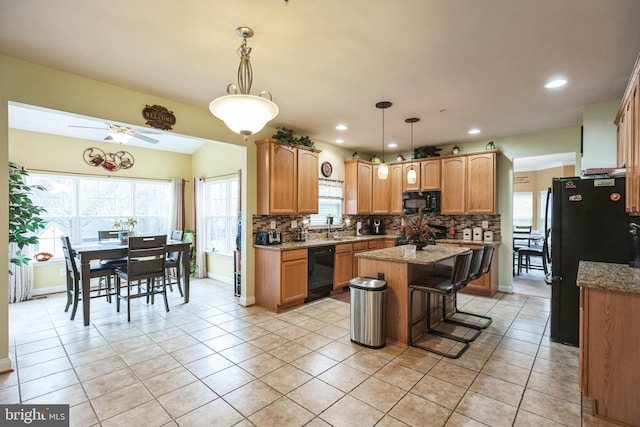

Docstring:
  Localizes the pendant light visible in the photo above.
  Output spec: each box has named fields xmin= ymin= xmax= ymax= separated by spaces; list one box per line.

xmin=209 ymin=27 xmax=279 ymax=140
xmin=376 ymin=101 xmax=392 ymax=179
xmin=405 ymin=117 xmax=420 ymax=184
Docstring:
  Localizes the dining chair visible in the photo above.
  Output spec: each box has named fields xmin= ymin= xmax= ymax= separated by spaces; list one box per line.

xmin=165 ymin=230 xmax=184 ymax=296
xmin=60 ymin=236 xmax=116 ymax=320
xmin=115 ymin=235 xmax=168 ymax=321
xmin=408 ymin=251 xmax=473 ymax=359
xmin=98 ymin=230 xmax=128 ymax=266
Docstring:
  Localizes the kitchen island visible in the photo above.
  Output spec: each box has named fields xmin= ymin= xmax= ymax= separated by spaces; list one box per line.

xmin=577 ymin=261 xmax=640 ymax=427
xmin=356 ymin=245 xmax=470 ymax=345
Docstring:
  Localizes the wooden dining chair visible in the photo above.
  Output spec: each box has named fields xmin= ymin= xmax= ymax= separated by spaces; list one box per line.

xmin=115 ymin=235 xmax=168 ymax=321
xmin=165 ymin=230 xmax=184 ymax=296
xmin=60 ymin=236 xmax=116 ymax=320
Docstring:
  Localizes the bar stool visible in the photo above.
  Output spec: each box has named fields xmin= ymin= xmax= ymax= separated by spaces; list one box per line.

xmin=408 ymin=251 xmax=473 ymax=359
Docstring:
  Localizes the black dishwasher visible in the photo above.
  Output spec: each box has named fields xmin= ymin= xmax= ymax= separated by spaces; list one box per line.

xmin=306 ymin=245 xmax=335 ymax=302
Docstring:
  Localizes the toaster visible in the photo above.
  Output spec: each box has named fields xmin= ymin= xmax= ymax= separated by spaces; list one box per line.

xmin=256 ymin=230 xmax=282 ymax=245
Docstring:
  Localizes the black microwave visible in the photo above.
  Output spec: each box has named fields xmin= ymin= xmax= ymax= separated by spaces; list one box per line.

xmin=402 ymin=191 xmax=440 ymax=214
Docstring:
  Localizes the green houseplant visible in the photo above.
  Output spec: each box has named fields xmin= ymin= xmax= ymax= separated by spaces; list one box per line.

xmin=8 ymin=162 xmax=46 ymax=269
xmin=272 ymin=127 xmax=316 ymax=150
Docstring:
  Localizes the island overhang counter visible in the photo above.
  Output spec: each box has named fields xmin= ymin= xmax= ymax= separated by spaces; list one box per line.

xmin=356 ymin=245 xmax=470 ymax=345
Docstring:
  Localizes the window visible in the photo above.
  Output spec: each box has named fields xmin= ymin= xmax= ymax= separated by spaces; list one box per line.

xmin=540 ymin=189 xmax=551 ymax=232
xmin=204 ymin=177 xmax=239 ymax=255
xmin=513 ymin=191 xmax=533 ymax=227
xmin=309 ymin=179 xmax=343 ymax=226
xmin=28 ymin=174 xmax=172 ymax=257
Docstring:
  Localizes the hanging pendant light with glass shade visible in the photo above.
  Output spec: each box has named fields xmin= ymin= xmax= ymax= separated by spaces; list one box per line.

xmin=405 ymin=117 xmax=420 ymax=184
xmin=376 ymin=101 xmax=392 ymax=179
xmin=209 ymin=27 xmax=279 ymax=140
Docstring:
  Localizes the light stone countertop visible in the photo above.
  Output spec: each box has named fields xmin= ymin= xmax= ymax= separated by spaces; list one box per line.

xmin=577 ymin=261 xmax=640 ymax=294
xmin=355 ymin=245 xmax=470 ymax=266
xmin=254 ymin=235 xmax=501 ymax=251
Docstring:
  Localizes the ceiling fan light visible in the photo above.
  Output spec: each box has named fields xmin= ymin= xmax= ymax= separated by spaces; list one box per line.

xmin=378 ymin=163 xmax=389 ymax=179
xmin=109 ymin=132 xmax=133 ymax=144
xmin=407 ymin=168 xmax=417 ymax=184
xmin=209 ymin=94 xmax=279 ymax=137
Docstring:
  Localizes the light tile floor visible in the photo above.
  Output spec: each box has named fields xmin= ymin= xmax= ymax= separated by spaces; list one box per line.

xmin=0 ymin=279 xmax=620 ymax=426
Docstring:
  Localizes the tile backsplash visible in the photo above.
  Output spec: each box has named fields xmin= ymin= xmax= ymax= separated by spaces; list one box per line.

xmin=253 ymin=213 xmax=501 ymax=243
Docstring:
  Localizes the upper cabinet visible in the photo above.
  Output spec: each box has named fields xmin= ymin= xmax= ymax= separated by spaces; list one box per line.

xmin=256 ymin=139 xmax=320 ymax=215
xmin=420 ymin=159 xmax=441 ymax=191
xmin=441 ymin=152 xmax=498 ymax=215
xmin=402 ymin=162 xmax=421 ymax=192
xmin=345 ymin=160 xmax=372 ymax=215
xmin=371 ymin=164 xmax=390 ymax=214
xmin=615 ymin=52 xmax=640 ymax=216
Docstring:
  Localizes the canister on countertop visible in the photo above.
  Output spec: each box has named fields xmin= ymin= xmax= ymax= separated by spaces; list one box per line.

xmin=462 ymin=228 xmax=472 ymax=240
xmin=473 ymin=227 xmax=483 ymax=242
xmin=483 ymin=230 xmax=494 ymax=242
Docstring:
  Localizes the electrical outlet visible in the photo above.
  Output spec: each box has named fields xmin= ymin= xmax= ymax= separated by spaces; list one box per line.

xmin=482 ymin=221 xmax=489 ymax=229
xmin=291 ymin=220 xmax=297 ymax=228
xmin=270 ymin=221 xmax=276 ymax=229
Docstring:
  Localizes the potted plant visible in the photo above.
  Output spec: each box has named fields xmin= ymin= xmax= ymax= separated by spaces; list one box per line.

xmin=113 ymin=217 xmax=137 ymax=243
xmin=326 ymin=213 xmax=334 ymax=225
xmin=9 ymin=162 xmax=46 ymax=271
xmin=272 ymin=127 xmax=316 ymax=150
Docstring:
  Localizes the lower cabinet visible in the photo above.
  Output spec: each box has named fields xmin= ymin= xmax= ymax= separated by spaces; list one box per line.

xmin=352 ymin=241 xmax=369 ymax=278
xmin=334 ymin=243 xmax=353 ymax=290
xmin=255 ymin=248 xmax=308 ymax=312
xmin=436 ymin=242 xmax=498 ymax=297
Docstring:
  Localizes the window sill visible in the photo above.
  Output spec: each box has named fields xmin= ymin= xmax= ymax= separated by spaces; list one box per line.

xmin=205 ymin=250 xmax=232 ymax=257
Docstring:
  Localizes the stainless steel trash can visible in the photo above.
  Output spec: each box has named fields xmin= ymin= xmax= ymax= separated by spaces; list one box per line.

xmin=349 ymin=277 xmax=387 ymax=348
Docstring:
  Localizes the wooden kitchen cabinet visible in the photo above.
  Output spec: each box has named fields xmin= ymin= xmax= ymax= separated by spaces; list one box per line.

xmin=615 ymin=52 xmax=640 ymax=215
xmin=389 ymin=163 xmax=404 ymax=214
xmin=255 ymin=248 xmax=308 ymax=312
xmin=441 ymin=152 xmax=498 ymax=215
xmin=352 ymin=241 xmax=369 ymax=278
xmin=420 ymin=159 xmax=441 ymax=191
xmin=333 ymin=243 xmax=353 ymax=290
xmin=344 ymin=160 xmax=372 ymax=215
xmin=579 ymin=286 xmax=640 ymax=426
xmin=441 ymin=156 xmax=466 ymax=214
xmin=371 ymin=164 xmax=390 ymax=214
xmin=256 ymin=139 xmax=320 ymax=215
xmin=402 ymin=162 xmax=421 ymax=192
xmin=466 ymin=153 xmax=497 ymax=214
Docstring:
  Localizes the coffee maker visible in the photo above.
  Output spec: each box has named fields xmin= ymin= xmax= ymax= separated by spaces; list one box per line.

xmin=371 ymin=219 xmax=384 ymax=235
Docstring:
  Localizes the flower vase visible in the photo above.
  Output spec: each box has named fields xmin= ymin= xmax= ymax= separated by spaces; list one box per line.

xmin=119 ymin=230 xmax=133 ymax=244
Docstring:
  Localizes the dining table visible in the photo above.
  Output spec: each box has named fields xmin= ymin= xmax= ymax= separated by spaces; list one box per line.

xmin=73 ymin=239 xmax=192 ymax=326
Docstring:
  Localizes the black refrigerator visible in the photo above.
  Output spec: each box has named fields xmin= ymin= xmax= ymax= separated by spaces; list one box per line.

xmin=550 ymin=176 xmax=632 ymax=346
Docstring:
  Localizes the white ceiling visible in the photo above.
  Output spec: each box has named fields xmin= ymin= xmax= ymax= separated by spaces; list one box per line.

xmin=2 ymin=0 xmax=640 ymax=155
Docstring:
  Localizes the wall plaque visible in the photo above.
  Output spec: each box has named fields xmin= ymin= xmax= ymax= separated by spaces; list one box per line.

xmin=142 ymin=104 xmax=176 ymax=130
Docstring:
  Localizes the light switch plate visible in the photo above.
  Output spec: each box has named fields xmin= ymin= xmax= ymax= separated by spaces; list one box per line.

xmin=270 ymin=221 xmax=276 ymax=229
xmin=482 ymin=221 xmax=489 ymax=229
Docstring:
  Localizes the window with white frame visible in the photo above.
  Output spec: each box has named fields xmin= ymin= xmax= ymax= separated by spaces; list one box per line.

xmin=309 ymin=179 xmax=343 ymax=226
xmin=513 ymin=191 xmax=533 ymax=227
xmin=204 ymin=177 xmax=239 ymax=255
xmin=28 ymin=174 xmax=172 ymax=258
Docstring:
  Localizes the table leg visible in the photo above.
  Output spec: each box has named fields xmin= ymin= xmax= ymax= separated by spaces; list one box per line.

xmin=182 ymin=247 xmax=190 ymax=303
xmin=80 ymin=258 xmax=91 ymax=326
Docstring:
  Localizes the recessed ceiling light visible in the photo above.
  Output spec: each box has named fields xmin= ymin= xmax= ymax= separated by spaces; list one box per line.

xmin=544 ymin=78 xmax=567 ymax=89
xmin=335 ymin=124 xmax=348 ymax=131
xmin=468 ymin=128 xmax=481 ymax=135
xmin=335 ymin=139 xmax=344 ymax=144
xmin=387 ymin=142 xmax=397 ymax=148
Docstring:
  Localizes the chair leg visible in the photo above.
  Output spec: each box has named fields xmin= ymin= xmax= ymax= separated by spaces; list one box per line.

xmin=427 ymin=294 xmax=482 ymax=342
xmin=116 ymin=277 xmax=121 ymax=313
xmin=127 ymin=281 xmax=131 ymax=322
xmin=70 ymin=279 xmax=80 ymax=320
xmin=409 ymin=289 xmax=470 ymax=359
xmin=444 ymin=292 xmax=492 ymax=331
xmin=162 ymin=277 xmax=170 ymax=313
xmin=65 ymin=273 xmax=72 ymax=313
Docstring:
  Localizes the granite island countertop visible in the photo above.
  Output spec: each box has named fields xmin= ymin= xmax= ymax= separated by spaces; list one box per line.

xmin=577 ymin=261 xmax=640 ymax=294
xmin=254 ymin=235 xmax=500 ymax=251
xmin=355 ymin=245 xmax=469 ymax=266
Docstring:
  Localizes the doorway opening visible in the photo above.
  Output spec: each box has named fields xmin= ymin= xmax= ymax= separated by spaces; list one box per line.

xmin=512 ymin=153 xmax=575 ymax=298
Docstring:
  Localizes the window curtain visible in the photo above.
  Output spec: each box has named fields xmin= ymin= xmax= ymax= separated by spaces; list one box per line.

xmin=8 ymin=242 xmax=34 ymax=303
xmin=170 ymin=178 xmax=185 ymax=231
xmin=194 ymin=178 xmax=207 ymax=278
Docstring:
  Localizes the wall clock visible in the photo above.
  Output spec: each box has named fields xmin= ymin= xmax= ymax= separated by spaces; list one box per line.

xmin=321 ymin=161 xmax=333 ymax=177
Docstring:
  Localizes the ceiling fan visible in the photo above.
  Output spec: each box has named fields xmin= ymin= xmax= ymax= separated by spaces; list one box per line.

xmin=68 ymin=123 xmax=160 ymax=144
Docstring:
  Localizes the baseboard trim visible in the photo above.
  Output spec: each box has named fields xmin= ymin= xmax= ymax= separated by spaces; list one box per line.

xmin=207 ymin=273 xmax=232 ymax=285
xmin=32 ymin=285 xmax=66 ymax=296
xmin=0 ymin=357 xmax=14 ymax=374
xmin=499 ymin=284 xmax=514 ymax=293
xmin=239 ymin=296 xmax=255 ymax=307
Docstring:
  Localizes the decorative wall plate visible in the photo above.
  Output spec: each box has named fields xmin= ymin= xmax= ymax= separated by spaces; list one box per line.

xmin=321 ymin=161 xmax=333 ymax=177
